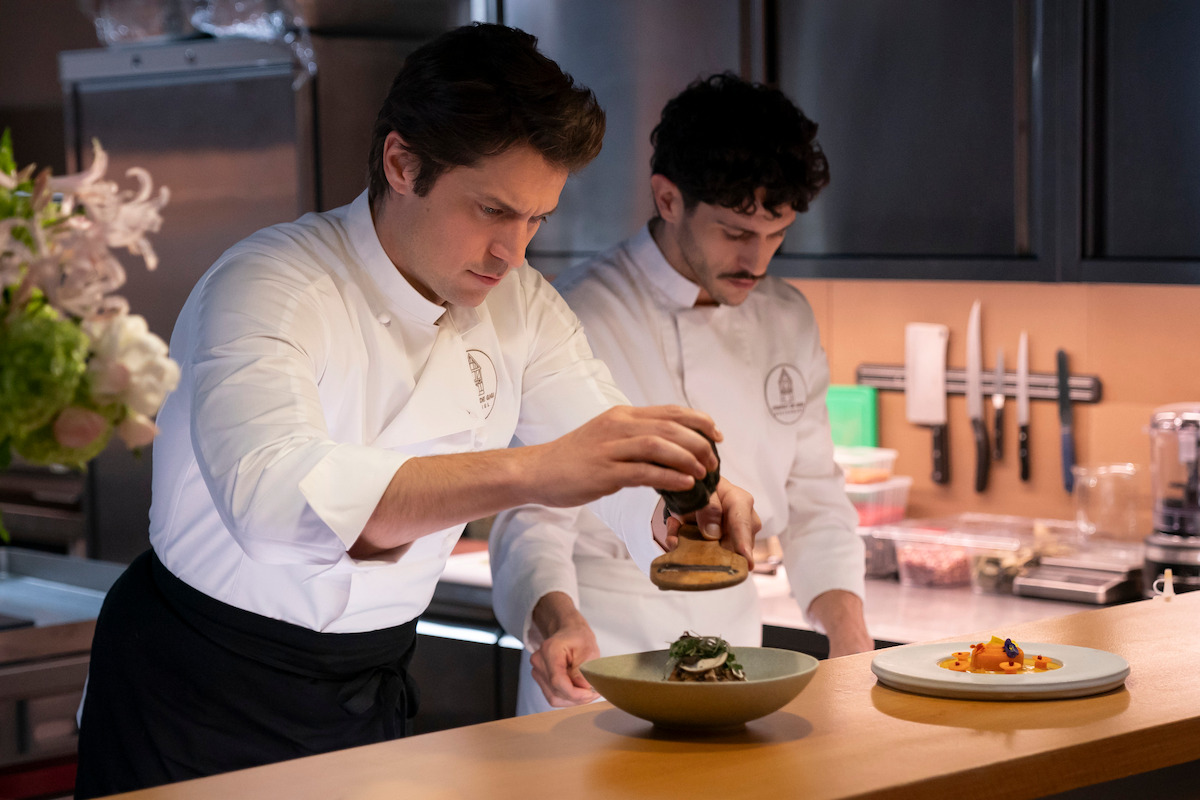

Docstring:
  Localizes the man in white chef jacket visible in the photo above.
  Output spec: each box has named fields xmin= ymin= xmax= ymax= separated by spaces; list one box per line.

xmin=490 ymin=73 xmax=873 ymax=714
xmin=73 ymin=27 xmax=758 ymax=799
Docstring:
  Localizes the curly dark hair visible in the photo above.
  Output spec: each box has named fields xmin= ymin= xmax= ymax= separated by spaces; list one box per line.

xmin=650 ymin=73 xmax=829 ymax=217
xmin=368 ymin=23 xmax=606 ymax=203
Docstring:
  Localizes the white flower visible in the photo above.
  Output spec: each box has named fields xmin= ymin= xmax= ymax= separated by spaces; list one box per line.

xmin=2 ymin=134 xmax=175 ymax=466
xmin=23 ymin=139 xmax=169 ymax=321
xmin=86 ymin=313 xmax=180 ymax=417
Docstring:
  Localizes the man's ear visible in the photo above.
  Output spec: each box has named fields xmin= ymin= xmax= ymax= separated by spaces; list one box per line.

xmin=382 ymin=132 xmax=421 ymax=196
xmin=650 ymin=174 xmax=686 ymax=224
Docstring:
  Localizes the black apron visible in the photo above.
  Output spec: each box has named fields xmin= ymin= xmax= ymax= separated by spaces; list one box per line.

xmin=75 ymin=550 xmax=419 ymax=799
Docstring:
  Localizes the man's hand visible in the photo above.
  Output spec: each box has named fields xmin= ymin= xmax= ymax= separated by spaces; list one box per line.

xmin=652 ymin=477 xmax=760 ymax=570
xmin=807 ymin=589 xmax=874 ymax=658
xmin=522 ymin=405 xmax=722 ymax=509
xmin=529 ymin=592 xmax=602 ymax=708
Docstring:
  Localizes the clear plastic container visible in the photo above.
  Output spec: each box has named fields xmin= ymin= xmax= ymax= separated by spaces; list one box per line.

xmin=873 ymin=514 xmax=1074 ymax=592
xmin=859 ymin=526 xmax=898 ymax=579
xmin=834 ymin=446 xmax=899 ymax=484
xmin=845 ymin=475 xmax=911 ymax=527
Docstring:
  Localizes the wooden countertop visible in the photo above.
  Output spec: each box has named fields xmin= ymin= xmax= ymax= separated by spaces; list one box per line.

xmin=106 ymin=591 xmax=1200 ymax=799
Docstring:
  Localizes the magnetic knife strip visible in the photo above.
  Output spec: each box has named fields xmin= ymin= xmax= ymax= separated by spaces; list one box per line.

xmin=855 ymin=364 xmax=1102 ymax=403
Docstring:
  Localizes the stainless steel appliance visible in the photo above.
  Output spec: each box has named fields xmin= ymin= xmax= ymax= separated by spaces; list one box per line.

xmin=499 ymin=0 xmax=749 ymax=275
xmin=1143 ymin=403 xmax=1200 ymax=597
xmin=1014 ymin=541 xmax=1143 ymax=605
xmin=54 ymin=33 xmax=424 ymax=562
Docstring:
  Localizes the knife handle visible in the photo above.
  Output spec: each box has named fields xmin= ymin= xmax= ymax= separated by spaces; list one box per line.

xmin=993 ymin=406 xmax=1004 ymax=461
xmin=972 ymin=417 xmax=990 ymax=493
xmin=1061 ymin=427 xmax=1076 ymax=494
xmin=931 ymin=424 xmax=949 ymax=485
xmin=1018 ymin=424 xmax=1030 ymax=482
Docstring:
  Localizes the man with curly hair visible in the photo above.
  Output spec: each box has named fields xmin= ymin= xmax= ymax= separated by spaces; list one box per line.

xmin=490 ymin=73 xmax=873 ymax=714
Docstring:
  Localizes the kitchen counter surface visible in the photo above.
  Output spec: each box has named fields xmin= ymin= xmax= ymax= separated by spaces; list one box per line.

xmin=104 ymin=590 xmax=1200 ymax=800
xmin=438 ymin=545 xmax=1087 ymax=646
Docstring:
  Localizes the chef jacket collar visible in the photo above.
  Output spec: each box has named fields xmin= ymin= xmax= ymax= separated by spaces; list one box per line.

xmin=346 ymin=191 xmax=481 ymax=331
xmin=625 ymin=224 xmax=703 ymax=311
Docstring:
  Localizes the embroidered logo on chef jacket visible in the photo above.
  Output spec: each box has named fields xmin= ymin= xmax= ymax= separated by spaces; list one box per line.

xmin=467 ymin=350 xmax=497 ymax=418
xmin=764 ymin=363 xmax=807 ymax=423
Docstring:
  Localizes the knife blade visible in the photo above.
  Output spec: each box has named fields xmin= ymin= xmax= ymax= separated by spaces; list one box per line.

xmin=905 ymin=323 xmax=950 ymax=484
xmin=1057 ymin=348 xmax=1076 ymax=494
xmin=966 ymin=301 xmax=989 ymax=492
xmin=992 ymin=348 xmax=1005 ymax=461
xmin=1017 ymin=332 xmax=1030 ymax=481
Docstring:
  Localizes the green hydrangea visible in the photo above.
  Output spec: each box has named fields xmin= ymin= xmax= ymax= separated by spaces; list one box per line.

xmin=13 ymin=417 xmax=109 ymax=470
xmin=0 ymin=298 xmax=90 ymax=443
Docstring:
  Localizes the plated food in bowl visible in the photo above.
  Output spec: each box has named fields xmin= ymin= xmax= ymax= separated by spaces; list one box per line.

xmin=665 ymin=632 xmax=746 ymax=682
xmin=580 ymin=637 xmax=818 ymax=730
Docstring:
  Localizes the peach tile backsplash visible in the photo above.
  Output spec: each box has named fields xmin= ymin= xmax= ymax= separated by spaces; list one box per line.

xmin=791 ymin=278 xmax=1200 ymax=540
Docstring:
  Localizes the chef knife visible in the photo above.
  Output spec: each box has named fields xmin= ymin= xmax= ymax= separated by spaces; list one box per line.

xmin=1057 ymin=348 xmax=1076 ymax=494
xmin=905 ymin=323 xmax=950 ymax=484
xmin=992 ymin=348 xmax=1005 ymax=461
xmin=966 ymin=300 xmax=990 ymax=492
xmin=1017 ymin=331 xmax=1030 ymax=481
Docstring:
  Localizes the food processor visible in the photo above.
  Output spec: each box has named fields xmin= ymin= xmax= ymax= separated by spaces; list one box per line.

xmin=1143 ymin=403 xmax=1200 ymax=597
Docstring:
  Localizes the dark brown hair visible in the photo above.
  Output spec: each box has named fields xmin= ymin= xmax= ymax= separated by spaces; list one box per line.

xmin=650 ymin=73 xmax=829 ymax=217
xmin=368 ymin=23 xmax=605 ymax=204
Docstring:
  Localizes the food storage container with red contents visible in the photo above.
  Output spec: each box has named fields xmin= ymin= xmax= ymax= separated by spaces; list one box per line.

xmin=834 ymin=446 xmax=899 ymax=484
xmin=845 ymin=475 xmax=912 ymax=527
xmin=872 ymin=515 xmax=1074 ymax=593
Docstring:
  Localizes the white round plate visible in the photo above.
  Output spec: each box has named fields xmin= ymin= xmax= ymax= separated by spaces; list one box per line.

xmin=871 ymin=642 xmax=1130 ymax=701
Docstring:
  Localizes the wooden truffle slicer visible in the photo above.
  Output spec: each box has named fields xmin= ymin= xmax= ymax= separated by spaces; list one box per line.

xmin=650 ymin=523 xmax=749 ymax=591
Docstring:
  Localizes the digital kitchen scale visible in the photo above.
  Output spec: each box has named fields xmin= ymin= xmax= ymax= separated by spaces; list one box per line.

xmin=1013 ymin=564 xmax=1141 ymax=605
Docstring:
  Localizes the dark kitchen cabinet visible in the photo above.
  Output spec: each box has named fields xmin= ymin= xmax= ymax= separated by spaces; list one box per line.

xmin=502 ymin=0 xmax=1199 ymax=285
xmin=1079 ymin=0 xmax=1200 ymax=283
xmin=774 ymin=0 xmax=1057 ymax=282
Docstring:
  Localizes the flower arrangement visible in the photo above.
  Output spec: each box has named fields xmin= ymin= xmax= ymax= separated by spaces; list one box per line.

xmin=0 ymin=130 xmax=179 ymax=520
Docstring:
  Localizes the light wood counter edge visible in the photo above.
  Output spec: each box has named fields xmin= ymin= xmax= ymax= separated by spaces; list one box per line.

xmin=101 ymin=593 xmax=1200 ymax=800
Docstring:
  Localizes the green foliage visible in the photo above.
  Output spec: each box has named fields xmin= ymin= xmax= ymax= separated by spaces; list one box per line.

xmin=0 ymin=297 xmax=90 ymax=443
xmin=12 ymin=415 xmax=112 ymax=470
xmin=0 ymin=128 xmax=15 ymax=174
xmin=667 ymin=631 xmax=744 ymax=673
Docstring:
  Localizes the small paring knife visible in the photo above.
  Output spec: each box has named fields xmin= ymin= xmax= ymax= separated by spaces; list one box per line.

xmin=966 ymin=300 xmax=990 ymax=492
xmin=1057 ymin=349 xmax=1076 ymax=494
xmin=992 ymin=348 xmax=1005 ymax=462
xmin=1017 ymin=332 xmax=1031 ymax=481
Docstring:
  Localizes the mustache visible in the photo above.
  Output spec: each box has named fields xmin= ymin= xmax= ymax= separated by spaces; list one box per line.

xmin=719 ymin=271 xmax=764 ymax=282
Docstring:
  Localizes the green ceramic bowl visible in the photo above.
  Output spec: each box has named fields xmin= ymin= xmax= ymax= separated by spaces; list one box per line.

xmin=580 ymin=646 xmax=819 ymax=730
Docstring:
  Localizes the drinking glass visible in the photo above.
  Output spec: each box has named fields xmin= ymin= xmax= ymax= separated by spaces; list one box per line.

xmin=1072 ymin=463 xmax=1141 ymax=542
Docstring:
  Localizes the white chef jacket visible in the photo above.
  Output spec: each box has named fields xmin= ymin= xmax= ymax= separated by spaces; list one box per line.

xmin=148 ymin=191 xmax=660 ymax=633
xmin=490 ymin=225 xmax=864 ymax=713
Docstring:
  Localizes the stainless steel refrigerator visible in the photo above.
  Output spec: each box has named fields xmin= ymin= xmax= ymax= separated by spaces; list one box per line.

xmin=57 ymin=35 xmax=421 ymax=562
